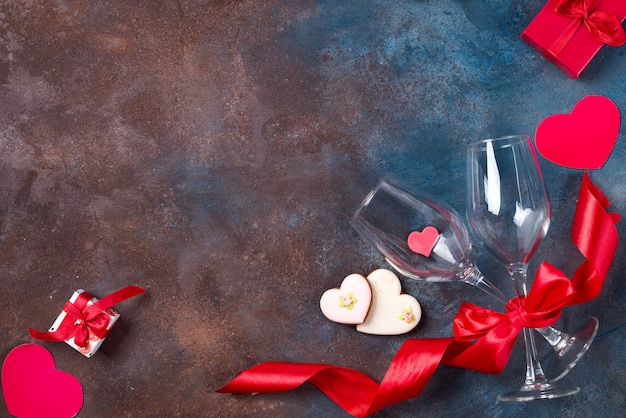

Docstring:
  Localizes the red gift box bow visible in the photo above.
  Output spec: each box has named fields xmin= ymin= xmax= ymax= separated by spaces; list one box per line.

xmin=217 ymin=173 xmax=619 ymax=417
xmin=29 ymin=286 xmax=145 ymax=348
xmin=549 ymin=0 xmax=626 ymax=57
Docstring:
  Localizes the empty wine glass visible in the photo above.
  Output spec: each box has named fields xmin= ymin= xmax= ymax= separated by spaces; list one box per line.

xmin=466 ymin=135 xmax=584 ymax=400
xmin=351 ymin=175 xmax=507 ymax=303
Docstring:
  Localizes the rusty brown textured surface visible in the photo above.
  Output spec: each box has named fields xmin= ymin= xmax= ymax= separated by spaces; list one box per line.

xmin=0 ymin=1 xmax=625 ymax=417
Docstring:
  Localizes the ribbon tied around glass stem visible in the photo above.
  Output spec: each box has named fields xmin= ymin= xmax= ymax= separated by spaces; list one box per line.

xmin=555 ymin=0 xmax=626 ymax=48
xmin=447 ymin=263 xmax=575 ymax=373
xmin=454 ymin=263 xmax=575 ymax=342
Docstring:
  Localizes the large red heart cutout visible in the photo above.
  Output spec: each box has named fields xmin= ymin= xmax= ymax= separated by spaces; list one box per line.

xmin=2 ymin=344 xmax=83 ymax=418
xmin=535 ymin=95 xmax=620 ymax=169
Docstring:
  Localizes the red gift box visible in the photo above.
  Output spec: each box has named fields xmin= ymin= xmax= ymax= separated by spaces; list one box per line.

xmin=521 ymin=0 xmax=626 ymax=79
xmin=29 ymin=285 xmax=145 ymax=357
xmin=47 ymin=289 xmax=121 ymax=357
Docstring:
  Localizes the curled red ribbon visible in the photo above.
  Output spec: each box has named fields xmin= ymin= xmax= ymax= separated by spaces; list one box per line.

xmin=29 ymin=285 xmax=145 ymax=348
xmin=217 ymin=173 xmax=619 ymax=417
xmin=569 ymin=172 xmax=620 ymax=304
xmin=549 ymin=0 xmax=626 ymax=57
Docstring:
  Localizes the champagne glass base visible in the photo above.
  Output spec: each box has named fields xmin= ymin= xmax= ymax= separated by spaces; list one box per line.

xmin=497 ymin=382 xmax=580 ymax=402
xmin=540 ymin=317 xmax=599 ymax=381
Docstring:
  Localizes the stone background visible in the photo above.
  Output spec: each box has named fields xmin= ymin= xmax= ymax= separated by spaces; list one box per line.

xmin=0 ymin=1 xmax=624 ymax=416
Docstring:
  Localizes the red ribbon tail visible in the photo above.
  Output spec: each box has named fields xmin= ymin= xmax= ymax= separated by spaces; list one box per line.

xmin=443 ymin=331 xmax=517 ymax=374
xmin=29 ymin=327 xmax=67 ymax=342
xmin=84 ymin=285 xmax=146 ymax=321
xmin=217 ymin=362 xmax=379 ymax=417
xmin=29 ymin=301 xmax=87 ymax=343
xmin=568 ymin=173 xmax=619 ymax=305
xmin=366 ymin=338 xmax=456 ymax=415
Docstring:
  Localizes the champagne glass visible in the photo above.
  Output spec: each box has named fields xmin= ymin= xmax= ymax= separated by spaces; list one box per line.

xmin=351 ymin=175 xmax=507 ymax=303
xmin=466 ymin=135 xmax=587 ymax=400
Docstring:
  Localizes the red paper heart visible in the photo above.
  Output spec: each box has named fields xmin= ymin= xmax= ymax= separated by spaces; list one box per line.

xmin=535 ymin=95 xmax=620 ymax=169
xmin=2 ymin=344 xmax=83 ymax=418
xmin=407 ymin=226 xmax=439 ymax=257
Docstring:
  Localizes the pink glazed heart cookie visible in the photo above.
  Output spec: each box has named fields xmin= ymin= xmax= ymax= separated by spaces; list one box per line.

xmin=356 ymin=269 xmax=422 ymax=335
xmin=535 ymin=95 xmax=620 ymax=169
xmin=2 ymin=344 xmax=83 ymax=418
xmin=320 ymin=274 xmax=372 ymax=325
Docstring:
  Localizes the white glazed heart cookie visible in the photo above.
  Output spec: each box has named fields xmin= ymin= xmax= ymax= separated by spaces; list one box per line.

xmin=319 ymin=273 xmax=372 ymax=325
xmin=356 ymin=269 xmax=421 ymax=335
xmin=320 ymin=269 xmax=421 ymax=335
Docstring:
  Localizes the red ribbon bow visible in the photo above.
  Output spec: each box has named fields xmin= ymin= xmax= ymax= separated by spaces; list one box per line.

xmin=455 ymin=263 xmax=574 ymax=342
xmin=30 ymin=285 xmax=145 ymax=348
xmin=550 ymin=0 xmax=626 ymax=56
xmin=218 ymin=173 xmax=619 ymax=417
xmin=445 ymin=263 xmax=575 ymax=373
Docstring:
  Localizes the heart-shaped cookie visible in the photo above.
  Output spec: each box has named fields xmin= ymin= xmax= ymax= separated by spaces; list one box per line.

xmin=535 ymin=95 xmax=620 ymax=169
xmin=2 ymin=344 xmax=83 ymax=418
xmin=320 ymin=274 xmax=372 ymax=325
xmin=408 ymin=226 xmax=439 ymax=257
xmin=356 ymin=269 xmax=421 ymax=335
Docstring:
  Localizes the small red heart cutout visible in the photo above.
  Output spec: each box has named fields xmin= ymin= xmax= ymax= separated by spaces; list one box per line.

xmin=535 ymin=95 xmax=620 ymax=169
xmin=407 ymin=226 xmax=439 ymax=257
xmin=2 ymin=344 xmax=83 ymax=418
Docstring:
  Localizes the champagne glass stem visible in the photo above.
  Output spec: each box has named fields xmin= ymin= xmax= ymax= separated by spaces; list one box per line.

xmin=463 ymin=265 xmax=508 ymax=304
xmin=535 ymin=327 xmax=570 ymax=353
xmin=508 ymin=263 xmax=549 ymax=385
xmin=522 ymin=327 xmax=546 ymax=383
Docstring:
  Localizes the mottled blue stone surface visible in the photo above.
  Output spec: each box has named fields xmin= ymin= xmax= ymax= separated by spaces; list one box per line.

xmin=0 ymin=0 xmax=624 ymax=416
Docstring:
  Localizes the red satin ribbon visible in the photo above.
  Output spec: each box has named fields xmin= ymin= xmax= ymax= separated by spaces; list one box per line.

xmin=217 ymin=173 xmax=619 ymax=417
xmin=29 ymin=285 xmax=145 ymax=348
xmin=569 ymin=173 xmax=620 ymax=304
xmin=549 ymin=0 xmax=626 ymax=57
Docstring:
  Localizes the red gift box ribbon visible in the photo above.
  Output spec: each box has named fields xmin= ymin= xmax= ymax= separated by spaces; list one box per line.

xmin=29 ymin=285 xmax=145 ymax=348
xmin=217 ymin=173 xmax=619 ymax=417
xmin=549 ymin=0 xmax=626 ymax=57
